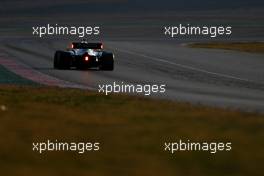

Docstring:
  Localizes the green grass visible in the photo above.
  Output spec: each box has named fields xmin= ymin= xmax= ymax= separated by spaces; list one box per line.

xmin=189 ymin=42 xmax=264 ymax=54
xmin=0 ymin=86 xmax=264 ymax=176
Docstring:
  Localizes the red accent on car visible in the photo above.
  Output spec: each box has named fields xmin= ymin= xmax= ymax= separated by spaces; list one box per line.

xmin=84 ymin=56 xmax=89 ymax=61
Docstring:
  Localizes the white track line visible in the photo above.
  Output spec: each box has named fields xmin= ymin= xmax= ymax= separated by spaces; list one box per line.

xmin=115 ymin=47 xmax=252 ymax=82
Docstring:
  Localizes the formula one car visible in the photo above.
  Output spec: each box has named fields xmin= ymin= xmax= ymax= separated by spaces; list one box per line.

xmin=54 ymin=41 xmax=114 ymax=70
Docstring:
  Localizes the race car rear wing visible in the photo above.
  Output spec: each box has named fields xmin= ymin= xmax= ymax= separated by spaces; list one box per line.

xmin=71 ymin=42 xmax=103 ymax=49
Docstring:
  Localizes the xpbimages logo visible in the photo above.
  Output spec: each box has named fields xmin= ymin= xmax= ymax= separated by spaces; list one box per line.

xmin=98 ymin=82 xmax=166 ymax=96
xmin=164 ymin=24 xmax=232 ymax=38
xmin=32 ymin=24 xmax=100 ymax=37
xmin=164 ymin=140 xmax=232 ymax=154
xmin=32 ymin=140 xmax=100 ymax=154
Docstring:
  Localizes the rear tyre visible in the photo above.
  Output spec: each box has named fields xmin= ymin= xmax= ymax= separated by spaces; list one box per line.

xmin=100 ymin=53 xmax=114 ymax=71
xmin=53 ymin=51 xmax=59 ymax=69
xmin=53 ymin=51 xmax=71 ymax=70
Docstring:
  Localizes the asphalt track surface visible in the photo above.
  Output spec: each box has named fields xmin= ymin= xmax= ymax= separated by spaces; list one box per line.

xmin=1 ymin=37 xmax=264 ymax=113
xmin=0 ymin=3 xmax=264 ymax=112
